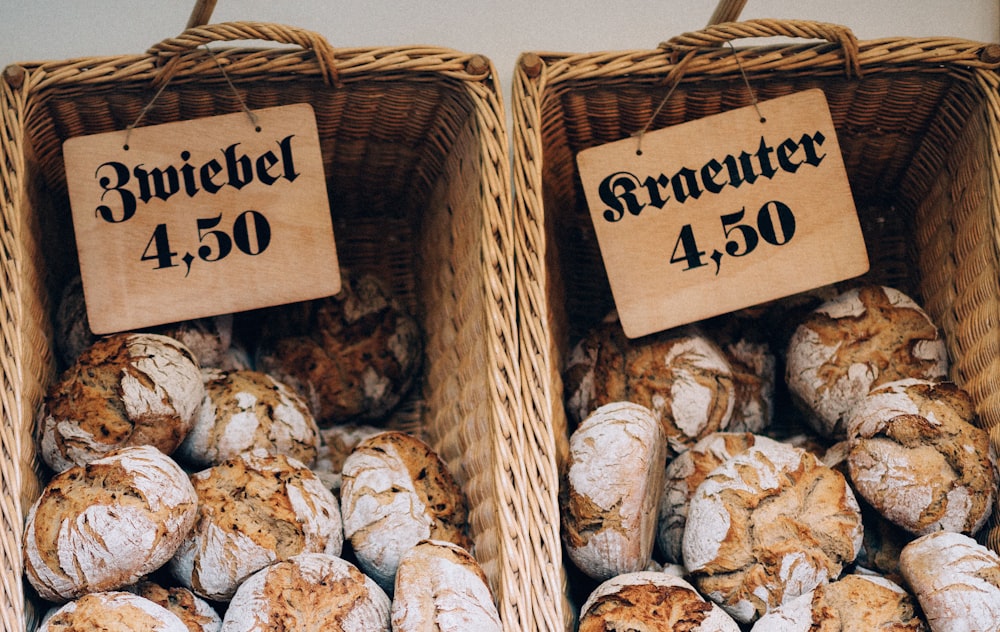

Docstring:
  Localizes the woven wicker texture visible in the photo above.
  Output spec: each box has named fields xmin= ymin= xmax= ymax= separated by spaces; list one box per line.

xmin=512 ymin=18 xmax=1000 ymax=629
xmin=0 ymin=20 xmax=552 ymax=632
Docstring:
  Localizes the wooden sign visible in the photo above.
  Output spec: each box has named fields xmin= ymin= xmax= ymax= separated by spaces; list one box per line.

xmin=63 ymin=103 xmax=340 ymax=334
xmin=577 ymin=89 xmax=869 ymax=339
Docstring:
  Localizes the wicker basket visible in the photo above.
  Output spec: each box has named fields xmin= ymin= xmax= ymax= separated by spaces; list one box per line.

xmin=511 ymin=18 xmax=1000 ymax=629
xmin=0 ymin=20 xmax=551 ymax=631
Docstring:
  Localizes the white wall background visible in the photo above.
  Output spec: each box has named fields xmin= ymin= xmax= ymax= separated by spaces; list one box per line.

xmin=2 ymin=1 xmax=998 ymax=105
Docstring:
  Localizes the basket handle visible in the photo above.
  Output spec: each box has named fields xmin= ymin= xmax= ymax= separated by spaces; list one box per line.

xmin=147 ymin=21 xmax=341 ymax=86
xmin=662 ymin=19 xmax=862 ymax=77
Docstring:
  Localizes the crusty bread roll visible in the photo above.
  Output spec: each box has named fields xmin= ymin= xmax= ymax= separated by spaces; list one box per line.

xmin=748 ymin=573 xmax=926 ymax=631
xmin=340 ymin=431 xmax=471 ymax=592
xmin=785 ymin=285 xmax=948 ymax=439
xmin=23 ymin=445 xmax=198 ymax=602
xmin=175 ymin=369 xmax=320 ymax=469
xmin=132 ymin=581 xmax=222 ymax=632
xmin=391 ymin=539 xmax=502 ymax=631
xmin=220 ymin=553 xmax=390 ymax=631
xmin=562 ymin=316 xmax=736 ymax=454
xmin=683 ymin=440 xmax=863 ymax=624
xmin=169 ymin=450 xmax=343 ymax=601
xmin=39 ymin=591 xmax=189 ymax=632
xmin=657 ymin=432 xmax=785 ymax=564
xmin=561 ymin=402 xmax=666 ymax=581
xmin=900 ymin=531 xmax=1000 ymax=632
xmin=846 ymin=378 xmax=996 ymax=536
xmin=578 ymin=571 xmax=741 ymax=632
xmin=38 ymin=332 xmax=205 ymax=473
xmin=255 ymin=272 xmax=423 ymax=426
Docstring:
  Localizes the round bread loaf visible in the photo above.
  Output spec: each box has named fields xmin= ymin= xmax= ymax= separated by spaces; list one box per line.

xmin=220 ymin=553 xmax=390 ymax=631
xmin=561 ymin=402 xmax=667 ymax=581
xmin=23 ymin=445 xmax=198 ymax=602
xmin=785 ymin=285 xmax=948 ymax=439
xmin=311 ymin=423 xmax=384 ymax=492
xmin=657 ymin=432 xmax=785 ymax=564
xmin=340 ymin=431 xmax=471 ymax=592
xmin=256 ymin=272 xmax=422 ymax=426
xmin=175 ymin=369 xmax=320 ymax=469
xmin=846 ymin=378 xmax=996 ymax=536
xmin=899 ymin=531 xmax=1000 ymax=632
xmin=169 ymin=450 xmax=343 ymax=601
xmin=132 ymin=581 xmax=222 ymax=632
xmin=748 ymin=573 xmax=926 ymax=631
xmin=563 ymin=316 xmax=736 ymax=453
xmin=38 ymin=332 xmax=205 ymax=473
xmin=578 ymin=571 xmax=741 ymax=632
xmin=391 ymin=539 xmax=502 ymax=631
xmin=683 ymin=440 xmax=863 ymax=624
xmin=39 ymin=591 xmax=189 ymax=632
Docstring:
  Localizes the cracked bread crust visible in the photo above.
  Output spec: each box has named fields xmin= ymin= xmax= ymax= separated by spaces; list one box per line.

xmin=23 ymin=446 xmax=198 ymax=602
xmin=683 ymin=441 xmax=863 ymax=624
xmin=785 ymin=285 xmax=948 ymax=440
xmin=561 ymin=402 xmax=667 ymax=581
xmin=39 ymin=591 xmax=189 ymax=632
xmin=846 ymin=379 xmax=996 ymax=536
xmin=340 ymin=431 xmax=471 ymax=592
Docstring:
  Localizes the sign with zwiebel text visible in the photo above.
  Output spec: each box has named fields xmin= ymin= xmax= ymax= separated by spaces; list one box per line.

xmin=576 ymin=89 xmax=869 ymax=339
xmin=64 ymin=103 xmax=340 ymax=334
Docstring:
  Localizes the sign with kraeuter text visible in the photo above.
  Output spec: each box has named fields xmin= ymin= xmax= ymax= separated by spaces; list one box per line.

xmin=64 ymin=103 xmax=340 ymax=334
xmin=576 ymin=89 xmax=869 ymax=339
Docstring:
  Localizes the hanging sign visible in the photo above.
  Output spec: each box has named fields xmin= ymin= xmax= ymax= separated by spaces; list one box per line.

xmin=576 ymin=88 xmax=869 ymax=338
xmin=63 ymin=103 xmax=340 ymax=334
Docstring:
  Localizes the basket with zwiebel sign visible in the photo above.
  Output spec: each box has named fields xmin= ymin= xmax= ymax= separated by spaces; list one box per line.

xmin=511 ymin=16 xmax=1000 ymax=630
xmin=0 ymin=18 xmax=557 ymax=632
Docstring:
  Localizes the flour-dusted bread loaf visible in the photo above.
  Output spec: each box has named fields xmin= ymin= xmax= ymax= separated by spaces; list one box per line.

xmin=39 ymin=591 xmax=189 ymax=632
xmin=175 ymin=369 xmax=320 ymax=469
xmin=562 ymin=315 xmax=736 ymax=453
xmin=578 ymin=571 xmax=741 ymax=632
xmin=340 ymin=431 xmax=471 ymax=592
xmin=748 ymin=573 xmax=927 ymax=631
xmin=310 ymin=423 xmax=384 ymax=492
xmin=132 ymin=581 xmax=222 ymax=632
xmin=23 ymin=445 xmax=198 ymax=602
xmin=562 ymin=402 xmax=667 ymax=581
xmin=38 ymin=332 xmax=205 ymax=473
xmin=220 ymin=553 xmax=391 ymax=631
xmin=256 ymin=272 xmax=423 ymax=426
xmin=657 ymin=432 xmax=785 ymax=564
xmin=169 ymin=450 xmax=343 ymax=601
xmin=900 ymin=531 xmax=1000 ymax=632
xmin=785 ymin=285 xmax=949 ymax=439
xmin=683 ymin=440 xmax=863 ymax=624
xmin=846 ymin=378 xmax=996 ymax=536
xmin=391 ymin=539 xmax=502 ymax=632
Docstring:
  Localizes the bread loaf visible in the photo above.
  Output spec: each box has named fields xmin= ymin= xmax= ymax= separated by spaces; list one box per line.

xmin=340 ymin=431 xmax=471 ymax=592
xmin=578 ymin=571 xmax=741 ymax=632
xmin=391 ymin=539 xmax=502 ymax=631
xmin=899 ymin=531 xmax=1000 ymax=632
xmin=220 ymin=553 xmax=390 ymax=631
xmin=846 ymin=378 xmax=996 ymax=535
xmin=23 ymin=445 xmax=198 ymax=602
xmin=175 ymin=369 xmax=320 ymax=469
xmin=561 ymin=402 xmax=666 ymax=581
xmin=169 ymin=450 xmax=343 ymax=601
xmin=785 ymin=285 xmax=948 ymax=439
xmin=38 ymin=332 xmax=205 ymax=472
xmin=683 ymin=440 xmax=863 ymax=624
xmin=132 ymin=581 xmax=221 ymax=632
xmin=39 ymin=591 xmax=189 ymax=632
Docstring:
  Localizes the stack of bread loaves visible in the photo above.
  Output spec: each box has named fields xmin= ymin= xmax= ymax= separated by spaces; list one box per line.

xmin=24 ymin=270 xmax=502 ymax=631
xmin=561 ymin=284 xmax=1000 ymax=631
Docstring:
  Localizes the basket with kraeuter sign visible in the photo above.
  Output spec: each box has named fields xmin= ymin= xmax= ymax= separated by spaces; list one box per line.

xmin=511 ymin=14 xmax=1000 ymax=630
xmin=0 ymin=15 xmax=551 ymax=632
